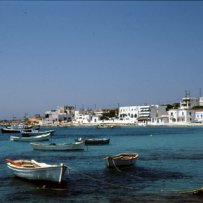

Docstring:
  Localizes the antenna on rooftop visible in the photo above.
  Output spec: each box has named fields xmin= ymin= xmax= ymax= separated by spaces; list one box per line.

xmin=199 ymin=88 xmax=202 ymax=97
xmin=185 ymin=90 xmax=190 ymax=98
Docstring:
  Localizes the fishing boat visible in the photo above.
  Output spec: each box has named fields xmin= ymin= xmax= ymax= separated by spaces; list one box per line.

xmin=6 ymin=159 xmax=67 ymax=183
xmin=1 ymin=127 xmax=22 ymax=133
xmin=97 ymin=125 xmax=109 ymax=128
xmin=104 ymin=153 xmax=139 ymax=168
xmin=10 ymin=133 xmax=51 ymax=142
xmin=1 ymin=124 xmax=33 ymax=133
xmin=21 ymin=129 xmax=55 ymax=137
xmin=75 ymin=137 xmax=110 ymax=145
xmin=31 ymin=141 xmax=85 ymax=151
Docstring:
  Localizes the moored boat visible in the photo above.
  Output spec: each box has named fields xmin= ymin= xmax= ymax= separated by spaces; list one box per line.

xmin=10 ymin=133 xmax=51 ymax=142
xmin=97 ymin=125 xmax=109 ymax=128
xmin=6 ymin=159 xmax=67 ymax=183
xmin=31 ymin=141 xmax=85 ymax=151
xmin=1 ymin=124 xmax=33 ymax=133
xmin=104 ymin=153 xmax=139 ymax=168
xmin=97 ymin=125 xmax=115 ymax=129
xmin=1 ymin=128 xmax=22 ymax=133
xmin=75 ymin=137 xmax=110 ymax=145
xmin=21 ymin=130 xmax=55 ymax=137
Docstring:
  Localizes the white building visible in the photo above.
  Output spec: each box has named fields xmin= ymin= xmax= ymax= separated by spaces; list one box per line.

xmin=42 ymin=106 xmax=75 ymax=125
xmin=119 ymin=105 xmax=167 ymax=124
xmin=137 ymin=106 xmax=151 ymax=123
xmin=74 ymin=110 xmax=92 ymax=124
xmin=199 ymin=97 xmax=203 ymax=106
xmin=90 ymin=116 xmax=100 ymax=123
xmin=119 ymin=106 xmax=139 ymax=123
xmin=150 ymin=105 xmax=168 ymax=125
xmin=168 ymin=109 xmax=195 ymax=124
xmin=180 ymin=97 xmax=199 ymax=109
xmin=195 ymin=110 xmax=203 ymax=122
xmin=167 ymin=96 xmax=200 ymax=124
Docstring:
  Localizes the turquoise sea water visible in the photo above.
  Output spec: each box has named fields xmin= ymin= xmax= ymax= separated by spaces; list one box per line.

xmin=1 ymin=126 xmax=203 ymax=202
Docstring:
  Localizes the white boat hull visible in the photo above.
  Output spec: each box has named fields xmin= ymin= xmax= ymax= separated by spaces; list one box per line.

xmin=31 ymin=141 xmax=85 ymax=151
xmin=21 ymin=130 xmax=55 ymax=136
xmin=10 ymin=133 xmax=51 ymax=142
xmin=7 ymin=161 xmax=67 ymax=183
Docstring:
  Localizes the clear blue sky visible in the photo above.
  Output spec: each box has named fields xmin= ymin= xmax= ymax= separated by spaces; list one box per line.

xmin=0 ymin=1 xmax=203 ymax=119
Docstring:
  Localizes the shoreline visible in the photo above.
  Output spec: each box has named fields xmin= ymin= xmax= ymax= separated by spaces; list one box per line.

xmin=1 ymin=121 xmax=203 ymax=127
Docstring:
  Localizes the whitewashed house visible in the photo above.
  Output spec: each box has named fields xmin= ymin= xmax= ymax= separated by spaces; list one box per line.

xmin=193 ymin=97 xmax=203 ymax=123
xmin=137 ymin=106 xmax=151 ymax=124
xmin=90 ymin=116 xmax=100 ymax=123
xmin=168 ymin=109 xmax=195 ymax=124
xmin=119 ymin=106 xmax=139 ymax=123
xmin=118 ymin=105 xmax=167 ymax=124
xmin=168 ymin=97 xmax=197 ymax=124
xmin=195 ymin=110 xmax=203 ymax=122
xmin=42 ymin=106 xmax=75 ymax=125
xmin=150 ymin=105 xmax=168 ymax=125
xmin=199 ymin=97 xmax=203 ymax=106
xmin=74 ymin=110 xmax=91 ymax=124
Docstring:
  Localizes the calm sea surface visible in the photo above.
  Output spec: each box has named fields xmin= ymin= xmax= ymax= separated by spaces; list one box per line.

xmin=1 ymin=126 xmax=203 ymax=202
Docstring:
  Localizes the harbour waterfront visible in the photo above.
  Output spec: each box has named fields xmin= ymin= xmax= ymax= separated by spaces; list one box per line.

xmin=1 ymin=126 xmax=203 ymax=202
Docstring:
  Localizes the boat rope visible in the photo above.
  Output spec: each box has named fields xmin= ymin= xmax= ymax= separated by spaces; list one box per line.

xmin=68 ymin=166 xmax=135 ymax=190
xmin=35 ymin=185 xmax=69 ymax=191
xmin=112 ymin=159 xmax=122 ymax=172
xmin=86 ymin=145 xmax=88 ymax=151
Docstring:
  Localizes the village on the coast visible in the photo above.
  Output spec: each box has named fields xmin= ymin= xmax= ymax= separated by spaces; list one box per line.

xmin=1 ymin=92 xmax=203 ymax=127
xmin=2 ymin=93 xmax=203 ymax=195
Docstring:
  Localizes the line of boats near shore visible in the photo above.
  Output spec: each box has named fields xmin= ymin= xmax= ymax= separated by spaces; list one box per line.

xmin=1 ymin=124 xmax=139 ymax=184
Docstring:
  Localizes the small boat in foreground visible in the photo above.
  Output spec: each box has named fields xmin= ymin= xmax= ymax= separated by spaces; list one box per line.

xmin=10 ymin=133 xmax=51 ymax=142
xmin=75 ymin=138 xmax=110 ymax=145
xmin=104 ymin=153 xmax=139 ymax=168
xmin=6 ymin=159 xmax=67 ymax=183
xmin=31 ymin=141 xmax=85 ymax=151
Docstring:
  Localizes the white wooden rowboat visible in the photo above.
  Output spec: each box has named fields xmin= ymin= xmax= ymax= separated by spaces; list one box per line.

xmin=6 ymin=159 xmax=67 ymax=183
xmin=10 ymin=133 xmax=51 ymax=142
xmin=104 ymin=153 xmax=139 ymax=168
xmin=31 ymin=141 xmax=85 ymax=151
